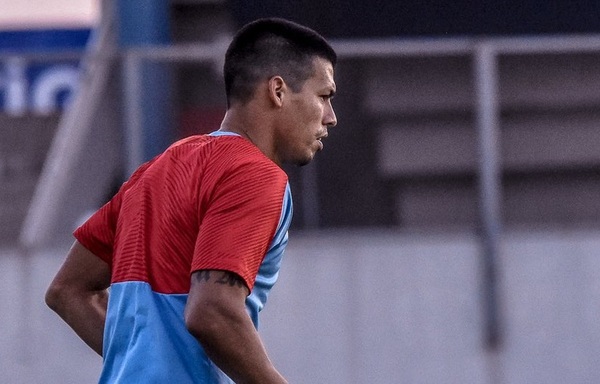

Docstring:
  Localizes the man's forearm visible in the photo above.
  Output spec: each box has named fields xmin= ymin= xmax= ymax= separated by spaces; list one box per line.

xmin=46 ymin=288 xmax=108 ymax=356
xmin=46 ymin=240 xmax=111 ymax=356
xmin=191 ymin=308 xmax=287 ymax=384
xmin=185 ymin=270 xmax=287 ymax=384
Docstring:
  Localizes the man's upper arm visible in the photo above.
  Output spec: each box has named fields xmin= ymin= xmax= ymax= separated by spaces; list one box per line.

xmin=49 ymin=240 xmax=111 ymax=293
xmin=185 ymin=269 xmax=250 ymax=333
xmin=188 ymin=270 xmax=249 ymax=307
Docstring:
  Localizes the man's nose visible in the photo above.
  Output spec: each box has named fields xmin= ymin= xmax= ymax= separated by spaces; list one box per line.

xmin=324 ymin=104 xmax=337 ymax=127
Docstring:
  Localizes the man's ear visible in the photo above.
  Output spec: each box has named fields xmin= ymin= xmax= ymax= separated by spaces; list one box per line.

xmin=268 ymin=76 xmax=286 ymax=107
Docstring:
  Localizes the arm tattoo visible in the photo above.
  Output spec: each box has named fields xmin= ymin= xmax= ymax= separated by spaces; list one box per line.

xmin=215 ymin=271 xmax=245 ymax=288
xmin=194 ymin=270 xmax=245 ymax=289
xmin=195 ymin=270 xmax=211 ymax=283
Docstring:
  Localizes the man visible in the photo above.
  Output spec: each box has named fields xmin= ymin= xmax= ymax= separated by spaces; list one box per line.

xmin=45 ymin=17 xmax=337 ymax=384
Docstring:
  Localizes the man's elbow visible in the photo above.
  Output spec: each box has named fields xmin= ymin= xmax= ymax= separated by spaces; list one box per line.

xmin=185 ymin=301 xmax=234 ymax=345
xmin=185 ymin=307 xmax=214 ymax=342
xmin=45 ymin=281 xmax=68 ymax=313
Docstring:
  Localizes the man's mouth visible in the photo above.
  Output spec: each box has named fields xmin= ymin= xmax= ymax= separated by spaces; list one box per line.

xmin=317 ymin=138 xmax=324 ymax=150
xmin=316 ymin=134 xmax=327 ymax=150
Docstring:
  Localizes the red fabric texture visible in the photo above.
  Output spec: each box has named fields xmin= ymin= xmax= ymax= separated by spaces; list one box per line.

xmin=74 ymin=135 xmax=288 ymax=294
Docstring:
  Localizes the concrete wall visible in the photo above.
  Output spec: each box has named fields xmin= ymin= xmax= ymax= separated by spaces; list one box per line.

xmin=262 ymin=230 xmax=600 ymax=384
xmin=2 ymin=229 xmax=600 ymax=383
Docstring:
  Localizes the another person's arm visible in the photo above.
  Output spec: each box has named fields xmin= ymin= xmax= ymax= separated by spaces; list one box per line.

xmin=185 ymin=269 xmax=288 ymax=384
xmin=45 ymin=240 xmax=111 ymax=356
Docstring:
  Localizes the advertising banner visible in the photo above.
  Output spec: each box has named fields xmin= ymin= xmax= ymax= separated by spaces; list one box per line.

xmin=0 ymin=28 xmax=91 ymax=115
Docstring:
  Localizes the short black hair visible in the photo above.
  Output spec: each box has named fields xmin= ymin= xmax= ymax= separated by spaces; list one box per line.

xmin=224 ymin=18 xmax=337 ymax=107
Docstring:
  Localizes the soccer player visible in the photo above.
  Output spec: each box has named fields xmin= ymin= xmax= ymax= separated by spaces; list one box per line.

xmin=45 ymin=18 xmax=337 ymax=384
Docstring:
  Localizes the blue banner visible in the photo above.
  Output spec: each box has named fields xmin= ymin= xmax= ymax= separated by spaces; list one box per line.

xmin=0 ymin=28 xmax=91 ymax=115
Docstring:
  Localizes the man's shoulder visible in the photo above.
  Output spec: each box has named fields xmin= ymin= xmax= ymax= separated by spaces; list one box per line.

xmin=208 ymin=136 xmax=284 ymax=174
xmin=166 ymin=134 xmax=288 ymax=186
xmin=171 ymin=134 xmax=265 ymax=160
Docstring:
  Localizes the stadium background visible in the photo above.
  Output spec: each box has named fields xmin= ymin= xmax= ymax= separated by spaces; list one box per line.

xmin=2 ymin=0 xmax=600 ymax=383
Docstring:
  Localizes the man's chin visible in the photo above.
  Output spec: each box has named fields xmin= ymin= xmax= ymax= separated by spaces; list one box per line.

xmin=294 ymin=154 xmax=315 ymax=167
